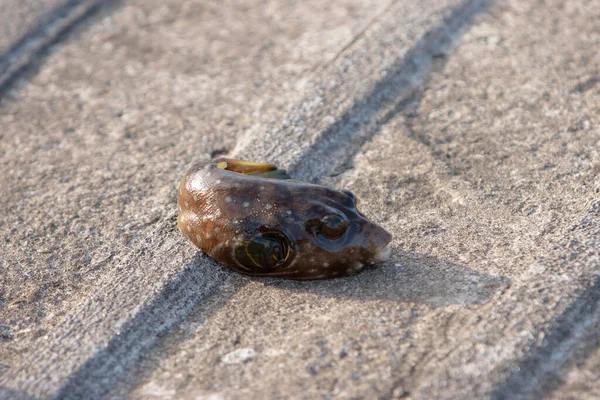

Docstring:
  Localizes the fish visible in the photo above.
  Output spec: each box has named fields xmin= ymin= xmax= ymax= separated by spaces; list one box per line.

xmin=177 ymin=158 xmax=392 ymax=280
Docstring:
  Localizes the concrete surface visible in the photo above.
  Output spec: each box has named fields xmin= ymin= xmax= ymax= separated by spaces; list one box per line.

xmin=0 ymin=0 xmax=66 ymax=55
xmin=1 ymin=0 xmax=599 ymax=399
xmin=0 ymin=0 xmax=109 ymax=95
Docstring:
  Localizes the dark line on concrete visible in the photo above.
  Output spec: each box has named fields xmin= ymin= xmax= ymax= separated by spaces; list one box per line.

xmin=53 ymin=253 xmax=233 ymax=400
xmin=491 ymin=276 xmax=600 ymax=400
xmin=0 ymin=0 xmax=119 ymax=101
xmin=14 ymin=1 xmax=497 ymax=397
xmin=75 ymin=1 xmax=493 ymax=397
xmin=290 ymin=0 xmax=495 ymax=182
xmin=571 ymin=76 xmax=599 ymax=94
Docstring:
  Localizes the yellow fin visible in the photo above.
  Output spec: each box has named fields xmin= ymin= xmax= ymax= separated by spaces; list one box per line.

xmin=215 ymin=158 xmax=278 ymax=175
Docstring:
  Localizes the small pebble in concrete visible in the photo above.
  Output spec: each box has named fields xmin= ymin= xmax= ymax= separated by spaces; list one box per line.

xmin=222 ymin=348 xmax=257 ymax=364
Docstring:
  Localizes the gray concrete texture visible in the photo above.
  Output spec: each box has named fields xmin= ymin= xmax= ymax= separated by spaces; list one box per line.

xmin=0 ymin=0 xmax=599 ymax=398
xmin=0 ymin=0 xmax=65 ymax=54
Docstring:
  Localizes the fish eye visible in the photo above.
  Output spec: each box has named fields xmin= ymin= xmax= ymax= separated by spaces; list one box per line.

xmin=319 ymin=214 xmax=348 ymax=240
xmin=235 ymin=231 xmax=290 ymax=271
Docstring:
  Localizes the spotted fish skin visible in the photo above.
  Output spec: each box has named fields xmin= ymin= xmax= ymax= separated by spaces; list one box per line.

xmin=177 ymin=158 xmax=392 ymax=280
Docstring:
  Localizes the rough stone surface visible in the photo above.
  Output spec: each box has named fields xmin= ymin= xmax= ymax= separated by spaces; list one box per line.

xmin=1 ymin=0 xmax=600 ymax=399
xmin=550 ymin=333 xmax=600 ymax=400
xmin=0 ymin=0 xmax=65 ymax=54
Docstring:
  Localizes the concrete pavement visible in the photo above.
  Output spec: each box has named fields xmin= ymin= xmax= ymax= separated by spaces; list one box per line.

xmin=1 ymin=0 xmax=599 ymax=398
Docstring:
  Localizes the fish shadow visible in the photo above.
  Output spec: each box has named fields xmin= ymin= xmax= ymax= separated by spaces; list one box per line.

xmin=258 ymin=250 xmax=510 ymax=308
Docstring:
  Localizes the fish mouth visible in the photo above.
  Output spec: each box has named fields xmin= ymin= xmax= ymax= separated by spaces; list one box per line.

xmin=372 ymin=229 xmax=392 ymax=262
xmin=374 ymin=244 xmax=392 ymax=262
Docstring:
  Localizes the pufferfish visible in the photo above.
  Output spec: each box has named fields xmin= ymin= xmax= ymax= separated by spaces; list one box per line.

xmin=177 ymin=158 xmax=392 ymax=280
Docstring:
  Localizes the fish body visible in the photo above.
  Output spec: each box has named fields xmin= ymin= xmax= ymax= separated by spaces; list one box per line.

xmin=177 ymin=158 xmax=391 ymax=280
